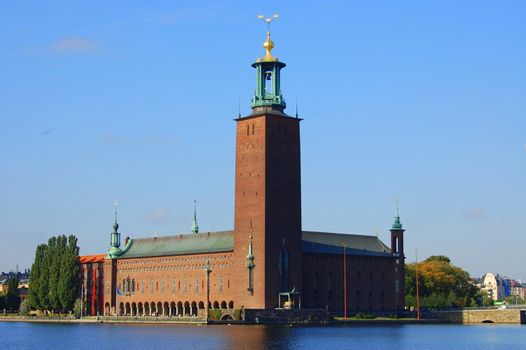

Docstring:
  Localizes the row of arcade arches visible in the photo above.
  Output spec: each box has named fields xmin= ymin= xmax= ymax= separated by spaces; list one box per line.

xmin=105 ymin=300 xmax=234 ymax=317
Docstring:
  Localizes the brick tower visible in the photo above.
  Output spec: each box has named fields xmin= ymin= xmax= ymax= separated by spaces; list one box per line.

xmin=233 ymin=21 xmax=302 ymax=309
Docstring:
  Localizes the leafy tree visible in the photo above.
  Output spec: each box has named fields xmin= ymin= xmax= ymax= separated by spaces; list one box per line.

xmin=28 ymin=234 xmax=80 ymax=313
xmin=58 ymin=235 xmax=80 ymax=311
xmin=73 ymin=298 xmax=86 ymax=318
xmin=405 ymin=255 xmax=478 ymax=308
xmin=5 ymin=278 xmax=20 ymax=310
xmin=19 ymin=299 xmax=30 ymax=316
xmin=425 ymin=255 xmax=451 ymax=263
xmin=29 ymin=244 xmax=47 ymax=309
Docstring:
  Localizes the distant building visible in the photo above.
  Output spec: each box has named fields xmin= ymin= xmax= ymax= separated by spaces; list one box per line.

xmin=510 ymin=280 xmax=525 ymax=300
xmin=0 ymin=279 xmax=9 ymax=294
xmin=481 ymin=273 xmax=510 ymax=301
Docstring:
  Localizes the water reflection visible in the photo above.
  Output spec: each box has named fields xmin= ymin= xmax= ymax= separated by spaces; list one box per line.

xmin=1 ymin=322 xmax=525 ymax=350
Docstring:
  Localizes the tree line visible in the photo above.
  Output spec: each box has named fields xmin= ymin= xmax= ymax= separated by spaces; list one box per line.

xmin=405 ymin=255 xmax=484 ymax=308
xmin=29 ymin=235 xmax=80 ymax=313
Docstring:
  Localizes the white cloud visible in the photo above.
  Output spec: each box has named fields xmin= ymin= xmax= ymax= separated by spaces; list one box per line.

xmin=461 ymin=208 xmax=486 ymax=220
xmin=52 ymin=37 xmax=98 ymax=54
xmin=147 ymin=208 xmax=168 ymax=224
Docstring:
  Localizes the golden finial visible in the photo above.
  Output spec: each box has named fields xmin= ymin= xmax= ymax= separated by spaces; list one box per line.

xmin=257 ymin=14 xmax=279 ymax=62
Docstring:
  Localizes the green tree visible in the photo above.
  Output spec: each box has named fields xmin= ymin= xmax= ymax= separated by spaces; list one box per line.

xmin=28 ymin=234 xmax=81 ymax=313
xmin=48 ymin=236 xmax=66 ymax=311
xmin=29 ymin=244 xmax=47 ymax=309
xmin=38 ymin=244 xmax=51 ymax=310
xmin=73 ymin=298 xmax=86 ymax=318
xmin=5 ymin=278 xmax=20 ymax=310
xmin=19 ymin=299 xmax=31 ymax=316
xmin=405 ymin=255 xmax=478 ymax=308
xmin=58 ymin=235 xmax=80 ymax=311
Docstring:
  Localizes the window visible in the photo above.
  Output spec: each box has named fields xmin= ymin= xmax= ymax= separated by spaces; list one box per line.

xmin=395 ymin=280 xmax=400 ymax=293
xmin=172 ymin=278 xmax=176 ymax=293
xmin=161 ymin=279 xmax=165 ymax=293
xmin=141 ymin=281 xmax=144 ymax=294
xmin=183 ymin=277 xmax=188 ymax=294
xmin=194 ymin=277 xmax=199 ymax=294
xmin=150 ymin=279 xmax=154 ymax=293
xmin=218 ymin=274 xmax=223 ymax=292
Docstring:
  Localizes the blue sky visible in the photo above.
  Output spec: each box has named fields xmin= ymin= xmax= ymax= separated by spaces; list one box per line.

xmin=1 ymin=1 xmax=525 ymax=280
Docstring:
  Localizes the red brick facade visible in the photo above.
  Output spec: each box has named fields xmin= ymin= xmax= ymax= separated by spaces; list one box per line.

xmin=233 ymin=111 xmax=303 ymax=309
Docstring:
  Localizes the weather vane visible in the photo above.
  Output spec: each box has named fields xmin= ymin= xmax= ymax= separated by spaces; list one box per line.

xmin=257 ymin=14 xmax=280 ymax=32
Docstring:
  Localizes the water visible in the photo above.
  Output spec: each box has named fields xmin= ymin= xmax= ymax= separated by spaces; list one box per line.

xmin=1 ymin=322 xmax=525 ymax=350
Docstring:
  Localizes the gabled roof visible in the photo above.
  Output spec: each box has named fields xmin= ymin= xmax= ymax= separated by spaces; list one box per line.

xmin=119 ymin=230 xmax=234 ymax=259
xmin=114 ymin=229 xmax=391 ymax=259
xmin=302 ymin=231 xmax=391 ymax=257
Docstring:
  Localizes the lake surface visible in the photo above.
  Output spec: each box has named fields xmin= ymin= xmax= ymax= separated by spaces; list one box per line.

xmin=1 ymin=322 xmax=525 ymax=350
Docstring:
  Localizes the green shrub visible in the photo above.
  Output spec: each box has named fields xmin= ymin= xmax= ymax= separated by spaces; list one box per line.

xmin=354 ymin=312 xmax=376 ymax=319
xmin=233 ymin=308 xmax=242 ymax=320
xmin=209 ymin=309 xmax=222 ymax=320
xmin=19 ymin=300 xmax=31 ymax=316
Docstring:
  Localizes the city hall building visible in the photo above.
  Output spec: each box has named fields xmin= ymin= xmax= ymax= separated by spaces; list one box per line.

xmin=80 ymin=27 xmax=406 ymax=318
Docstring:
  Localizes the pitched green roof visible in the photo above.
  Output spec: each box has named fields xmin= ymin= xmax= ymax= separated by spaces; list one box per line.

xmin=119 ymin=230 xmax=234 ymax=259
xmin=116 ymin=230 xmax=391 ymax=259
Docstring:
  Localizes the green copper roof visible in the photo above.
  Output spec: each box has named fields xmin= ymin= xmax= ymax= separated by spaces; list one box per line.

xmin=114 ymin=230 xmax=391 ymax=259
xmin=119 ymin=231 xmax=234 ymax=259
xmin=391 ymin=214 xmax=403 ymax=230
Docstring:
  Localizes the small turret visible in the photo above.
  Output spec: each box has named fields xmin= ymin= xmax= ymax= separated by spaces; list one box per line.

xmin=390 ymin=207 xmax=405 ymax=257
xmin=108 ymin=199 xmax=123 ymax=259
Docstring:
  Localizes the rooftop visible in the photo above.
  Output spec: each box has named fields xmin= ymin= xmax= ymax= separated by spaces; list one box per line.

xmin=114 ymin=230 xmax=392 ymax=259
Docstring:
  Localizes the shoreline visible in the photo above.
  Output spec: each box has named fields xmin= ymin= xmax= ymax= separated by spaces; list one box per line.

xmin=0 ymin=315 xmax=447 ymax=326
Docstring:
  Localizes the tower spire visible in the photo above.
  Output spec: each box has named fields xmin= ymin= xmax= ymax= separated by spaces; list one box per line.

xmin=392 ymin=200 xmax=403 ymax=230
xmin=191 ymin=200 xmax=199 ymax=234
